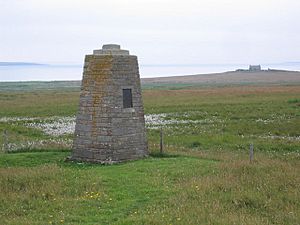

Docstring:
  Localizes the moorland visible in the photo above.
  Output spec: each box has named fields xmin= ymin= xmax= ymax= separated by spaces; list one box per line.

xmin=0 ymin=71 xmax=299 ymax=224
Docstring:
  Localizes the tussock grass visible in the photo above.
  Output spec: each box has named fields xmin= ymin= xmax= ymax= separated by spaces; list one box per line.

xmin=120 ymin=153 xmax=300 ymax=225
xmin=0 ymin=90 xmax=79 ymax=117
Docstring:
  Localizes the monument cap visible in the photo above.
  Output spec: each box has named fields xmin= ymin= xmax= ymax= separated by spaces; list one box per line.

xmin=93 ymin=44 xmax=130 ymax=55
xmin=102 ymin=44 xmax=120 ymax=50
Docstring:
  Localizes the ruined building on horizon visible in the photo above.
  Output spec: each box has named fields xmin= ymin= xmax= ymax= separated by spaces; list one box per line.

xmin=249 ymin=65 xmax=261 ymax=71
xmin=236 ymin=64 xmax=262 ymax=72
xmin=70 ymin=44 xmax=148 ymax=163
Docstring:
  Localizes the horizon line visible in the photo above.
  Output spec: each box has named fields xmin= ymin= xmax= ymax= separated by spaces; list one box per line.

xmin=1 ymin=61 xmax=300 ymax=68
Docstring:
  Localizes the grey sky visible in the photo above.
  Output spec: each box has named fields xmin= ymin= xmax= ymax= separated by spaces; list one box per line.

xmin=1 ymin=0 xmax=300 ymax=66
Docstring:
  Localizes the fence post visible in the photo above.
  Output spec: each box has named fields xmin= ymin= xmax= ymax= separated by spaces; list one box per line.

xmin=2 ymin=130 xmax=8 ymax=153
xmin=160 ymin=127 xmax=163 ymax=154
xmin=249 ymin=143 xmax=254 ymax=163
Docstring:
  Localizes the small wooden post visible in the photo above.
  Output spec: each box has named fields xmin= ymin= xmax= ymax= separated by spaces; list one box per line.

xmin=2 ymin=130 xmax=8 ymax=153
xmin=160 ymin=127 xmax=163 ymax=154
xmin=249 ymin=143 xmax=254 ymax=163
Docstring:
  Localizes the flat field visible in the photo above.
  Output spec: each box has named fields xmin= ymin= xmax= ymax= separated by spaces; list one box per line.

xmin=0 ymin=81 xmax=299 ymax=224
xmin=142 ymin=70 xmax=300 ymax=88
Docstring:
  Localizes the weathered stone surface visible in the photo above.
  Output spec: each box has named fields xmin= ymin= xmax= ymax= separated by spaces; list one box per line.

xmin=71 ymin=44 xmax=148 ymax=163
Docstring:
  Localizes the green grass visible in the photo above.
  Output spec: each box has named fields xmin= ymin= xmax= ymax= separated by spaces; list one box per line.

xmin=0 ymin=150 xmax=299 ymax=224
xmin=0 ymin=151 xmax=69 ymax=167
xmin=0 ymin=91 xmax=79 ymax=117
xmin=0 ymin=82 xmax=299 ymax=224
xmin=0 ymin=152 xmax=216 ymax=224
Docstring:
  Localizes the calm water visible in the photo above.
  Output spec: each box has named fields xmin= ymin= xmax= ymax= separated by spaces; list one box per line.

xmin=0 ymin=63 xmax=299 ymax=81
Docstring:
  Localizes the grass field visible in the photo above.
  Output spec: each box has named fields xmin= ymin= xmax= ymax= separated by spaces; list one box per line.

xmin=0 ymin=82 xmax=299 ymax=224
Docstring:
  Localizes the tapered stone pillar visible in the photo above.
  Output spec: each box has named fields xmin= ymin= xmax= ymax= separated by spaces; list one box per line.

xmin=71 ymin=44 xmax=148 ymax=163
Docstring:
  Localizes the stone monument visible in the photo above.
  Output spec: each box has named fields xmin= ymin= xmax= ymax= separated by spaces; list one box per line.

xmin=71 ymin=44 xmax=148 ymax=163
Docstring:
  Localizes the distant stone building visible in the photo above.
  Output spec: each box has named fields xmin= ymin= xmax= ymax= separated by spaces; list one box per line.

xmin=71 ymin=44 xmax=148 ymax=163
xmin=249 ymin=65 xmax=261 ymax=71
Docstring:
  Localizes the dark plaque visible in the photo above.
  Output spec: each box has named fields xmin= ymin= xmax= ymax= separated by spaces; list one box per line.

xmin=123 ymin=89 xmax=133 ymax=108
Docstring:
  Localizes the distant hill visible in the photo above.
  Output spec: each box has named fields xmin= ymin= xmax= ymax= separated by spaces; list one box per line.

xmin=142 ymin=70 xmax=300 ymax=88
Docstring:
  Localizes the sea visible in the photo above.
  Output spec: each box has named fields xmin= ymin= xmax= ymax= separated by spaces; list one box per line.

xmin=0 ymin=62 xmax=299 ymax=81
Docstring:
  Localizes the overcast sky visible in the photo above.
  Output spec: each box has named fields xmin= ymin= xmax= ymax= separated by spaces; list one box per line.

xmin=1 ymin=0 xmax=300 ymax=66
